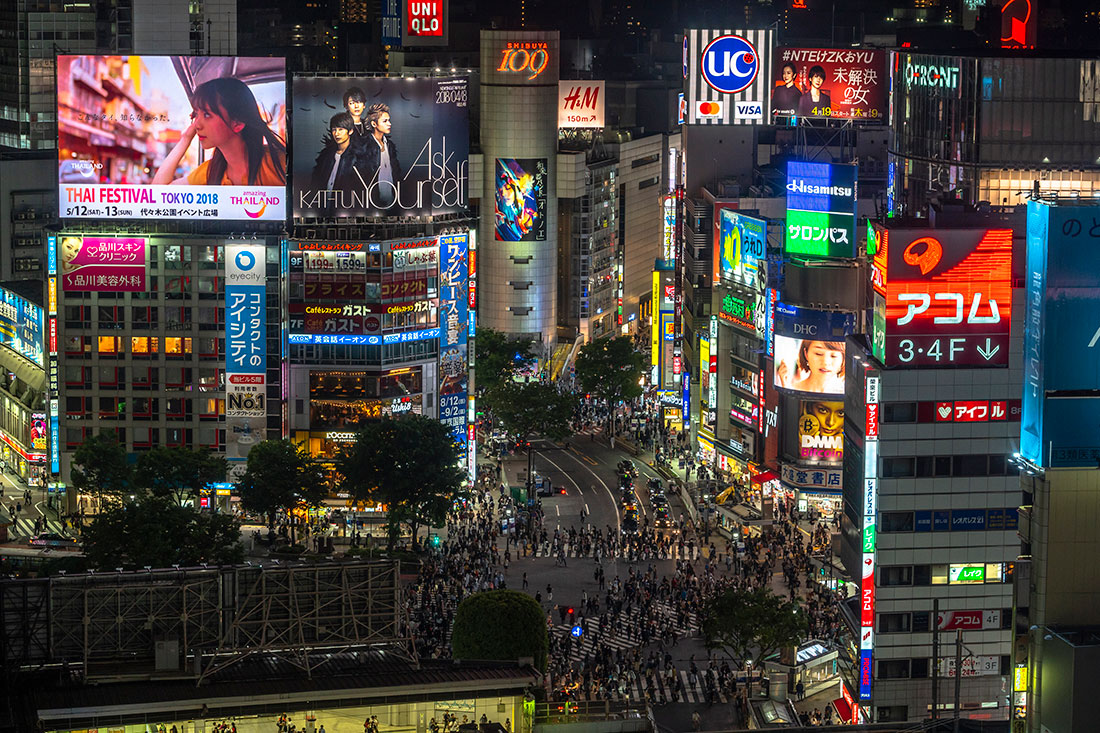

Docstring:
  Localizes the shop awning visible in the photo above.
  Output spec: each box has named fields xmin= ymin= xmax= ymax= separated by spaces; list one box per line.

xmin=751 ymin=469 xmax=778 ymax=484
xmin=832 ymin=696 xmax=852 ymax=723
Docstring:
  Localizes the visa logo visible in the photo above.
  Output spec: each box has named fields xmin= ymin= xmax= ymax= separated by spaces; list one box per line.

xmin=735 ymin=102 xmax=762 ymax=119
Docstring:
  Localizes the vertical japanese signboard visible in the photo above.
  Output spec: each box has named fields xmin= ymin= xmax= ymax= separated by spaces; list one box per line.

xmin=438 ymin=232 xmax=469 ymax=458
xmin=46 ymin=236 xmax=59 ymax=475
xmin=785 ymin=161 xmax=857 ymax=259
xmin=225 ymin=242 xmax=268 ymax=480
xmin=860 ymin=373 xmax=880 ymax=702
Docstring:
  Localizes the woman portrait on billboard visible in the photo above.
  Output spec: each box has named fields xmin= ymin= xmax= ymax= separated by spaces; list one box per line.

xmin=797 ymin=65 xmax=831 ymax=117
xmin=153 ymin=77 xmax=286 ymax=186
xmin=771 ymin=62 xmax=802 ymax=117
xmin=777 ymin=339 xmax=844 ymax=394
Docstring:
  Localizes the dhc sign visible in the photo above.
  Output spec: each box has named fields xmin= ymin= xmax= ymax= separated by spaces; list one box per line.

xmin=701 ymin=35 xmax=759 ymax=94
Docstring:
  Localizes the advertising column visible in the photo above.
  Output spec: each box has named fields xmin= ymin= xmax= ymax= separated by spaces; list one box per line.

xmin=860 ymin=373 xmax=880 ymax=705
xmin=439 ymin=231 xmax=470 ymax=479
xmin=479 ymin=31 xmax=559 ymax=343
xmin=225 ymin=243 xmax=268 ymax=482
xmin=46 ymin=237 xmax=60 ymax=481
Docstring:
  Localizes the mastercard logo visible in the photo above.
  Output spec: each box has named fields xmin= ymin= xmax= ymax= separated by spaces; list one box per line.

xmin=696 ymin=101 xmax=724 ymax=117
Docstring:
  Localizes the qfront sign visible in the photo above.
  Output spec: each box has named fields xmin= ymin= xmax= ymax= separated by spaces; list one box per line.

xmin=684 ymin=29 xmax=773 ymax=125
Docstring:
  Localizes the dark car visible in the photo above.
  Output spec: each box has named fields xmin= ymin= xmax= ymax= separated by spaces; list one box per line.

xmin=647 ymin=477 xmax=664 ymax=493
xmin=621 ymin=490 xmax=638 ymax=507
xmin=617 ymin=459 xmax=637 ymax=477
xmin=618 ymin=474 xmax=634 ymax=490
xmin=622 ymin=509 xmax=639 ymax=534
xmin=653 ymin=505 xmax=673 ymax=528
xmin=651 ymin=494 xmax=668 ymax=509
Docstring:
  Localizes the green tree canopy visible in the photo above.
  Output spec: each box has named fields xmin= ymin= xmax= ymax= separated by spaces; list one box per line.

xmin=134 ymin=446 xmax=228 ymax=504
xmin=451 ymin=590 xmax=548 ymax=672
xmin=488 ymin=381 xmax=575 ymax=492
xmin=81 ymin=495 xmax=243 ymax=570
xmin=237 ymin=439 xmax=327 ymax=537
xmin=700 ymin=586 xmax=808 ymax=666
xmin=474 ymin=328 xmax=534 ymax=396
xmin=574 ymin=336 xmax=645 ymax=427
xmin=70 ymin=433 xmax=134 ymax=504
xmin=335 ymin=414 xmax=465 ymax=549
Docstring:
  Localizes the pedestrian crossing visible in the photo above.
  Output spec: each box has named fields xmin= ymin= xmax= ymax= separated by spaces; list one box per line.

xmin=531 ymin=544 xmax=700 ymax=561
xmin=555 ymin=668 xmax=735 ymax=705
xmin=549 ymin=601 xmax=700 ymax=663
xmin=9 ymin=515 xmax=66 ymax=539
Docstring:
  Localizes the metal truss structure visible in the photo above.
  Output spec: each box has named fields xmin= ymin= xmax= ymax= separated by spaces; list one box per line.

xmin=0 ymin=560 xmax=413 ymax=685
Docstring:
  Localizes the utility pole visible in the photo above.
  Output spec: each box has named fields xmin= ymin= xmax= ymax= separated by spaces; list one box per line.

xmin=932 ymin=598 xmax=939 ymax=721
xmin=954 ymin=630 xmax=963 ymax=733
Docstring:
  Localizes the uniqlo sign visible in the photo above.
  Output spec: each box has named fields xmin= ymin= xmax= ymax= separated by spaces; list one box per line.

xmin=879 ymin=227 xmax=1013 ymax=368
xmin=407 ymin=0 xmax=443 ymax=36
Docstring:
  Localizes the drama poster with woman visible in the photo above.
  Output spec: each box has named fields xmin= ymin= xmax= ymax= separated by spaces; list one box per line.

xmin=57 ymin=55 xmax=287 ymax=221
xmin=290 ymin=76 xmax=469 ymax=219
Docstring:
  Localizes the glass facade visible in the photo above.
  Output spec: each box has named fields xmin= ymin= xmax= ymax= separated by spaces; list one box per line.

xmin=891 ymin=53 xmax=1100 ymax=215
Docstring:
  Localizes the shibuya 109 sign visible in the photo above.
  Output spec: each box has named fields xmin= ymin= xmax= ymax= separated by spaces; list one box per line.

xmin=497 ymin=41 xmax=551 ymax=80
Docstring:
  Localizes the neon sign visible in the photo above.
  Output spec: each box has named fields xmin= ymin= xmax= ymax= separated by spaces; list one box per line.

xmin=498 ymin=42 xmax=550 ymax=80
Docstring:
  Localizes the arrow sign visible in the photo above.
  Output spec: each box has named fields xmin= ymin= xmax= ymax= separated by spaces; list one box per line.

xmin=976 ymin=339 xmax=1000 ymax=361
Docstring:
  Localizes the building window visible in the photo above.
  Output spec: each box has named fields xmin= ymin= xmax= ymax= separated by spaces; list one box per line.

xmin=878 ymin=613 xmax=911 ymax=633
xmin=879 ymin=566 xmax=913 ymax=586
xmin=884 ymin=402 xmax=917 ymax=422
xmin=882 ymin=457 xmax=915 ymax=477
xmin=878 ymin=659 xmax=911 ymax=679
xmin=880 ymin=512 xmax=914 ymax=532
xmin=877 ymin=706 xmax=908 ymax=722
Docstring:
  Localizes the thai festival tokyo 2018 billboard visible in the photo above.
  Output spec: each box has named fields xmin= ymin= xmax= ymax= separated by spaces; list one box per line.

xmin=291 ymin=76 xmax=469 ymax=219
xmin=57 ymin=56 xmax=287 ymax=221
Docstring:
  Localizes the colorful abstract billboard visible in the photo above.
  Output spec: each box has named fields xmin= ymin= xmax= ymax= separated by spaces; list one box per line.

xmin=684 ymin=29 xmax=774 ymax=125
xmin=879 ymin=228 xmax=1013 ymax=368
xmin=495 ymin=158 xmax=547 ymax=241
xmin=0 ymin=286 xmax=45 ymax=368
xmin=57 ymin=56 xmax=286 ymax=221
xmin=772 ymin=48 xmax=887 ymax=121
xmin=59 ymin=236 xmax=147 ymax=292
xmin=785 ymin=161 xmax=857 ymax=259
xmin=718 ymin=209 xmax=766 ymax=288
xmin=291 ymin=76 xmax=469 ymax=219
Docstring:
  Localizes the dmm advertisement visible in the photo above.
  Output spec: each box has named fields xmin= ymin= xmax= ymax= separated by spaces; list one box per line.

xmin=798 ymin=400 xmax=844 ymax=465
xmin=58 ymin=56 xmax=286 ymax=221
xmin=495 ymin=158 xmax=547 ymax=241
xmin=785 ymin=160 xmax=857 ymax=259
xmin=772 ymin=48 xmax=886 ymax=121
xmin=292 ymin=76 xmax=468 ymax=219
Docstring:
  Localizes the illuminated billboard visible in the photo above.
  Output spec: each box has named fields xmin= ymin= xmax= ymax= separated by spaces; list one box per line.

xmin=785 ymin=161 xmax=857 ymax=259
xmin=798 ymin=400 xmax=844 ymax=465
xmin=878 ymin=227 xmax=1013 ymax=368
xmin=59 ymin=236 xmax=147 ymax=292
xmin=558 ymin=81 xmax=605 ymax=128
xmin=495 ymin=158 xmax=547 ymax=241
xmin=225 ymin=242 xmax=268 ymax=477
xmin=57 ymin=56 xmax=286 ymax=221
xmin=0 ymin=287 xmax=44 ymax=369
xmin=381 ymin=0 xmax=449 ymax=48
xmin=718 ymin=209 xmax=766 ymax=288
xmin=772 ymin=48 xmax=887 ymax=121
xmin=438 ymin=232 xmax=469 ymax=448
xmin=292 ymin=76 xmax=469 ymax=219
xmin=1022 ymin=200 xmax=1100 ymax=467
xmin=775 ymin=336 xmax=844 ymax=395
xmin=684 ymin=29 xmax=774 ymax=125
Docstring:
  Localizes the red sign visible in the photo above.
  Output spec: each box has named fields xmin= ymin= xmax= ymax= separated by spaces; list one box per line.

xmin=406 ymin=0 xmax=443 ymax=37
xmin=932 ymin=399 xmax=1021 ymax=423
xmin=1001 ymin=0 xmax=1036 ymax=49
xmin=937 ymin=610 xmax=1000 ymax=631
xmin=860 ymin=576 xmax=875 ymax=627
xmin=883 ymin=228 xmax=1013 ymax=368
xmin=229 ymin=374 xmax=264 ymax=385
xmin=865 ymin=403 xmax=879 ymax=439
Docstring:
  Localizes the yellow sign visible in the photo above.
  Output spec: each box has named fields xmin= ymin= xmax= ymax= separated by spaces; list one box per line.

xmin=651 ymin=271 xmax=660 ymax=368
xmin=1014 ymin=665 xmax=1028 ymax=692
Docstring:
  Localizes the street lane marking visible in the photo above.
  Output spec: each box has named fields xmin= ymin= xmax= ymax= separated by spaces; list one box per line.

xmin=538 ymin=450 xmax=621 ymax=532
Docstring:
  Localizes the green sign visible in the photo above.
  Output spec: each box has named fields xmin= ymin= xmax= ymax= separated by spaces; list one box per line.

xmin=786 ymin=209 xmax=856 ymax=258
xmin=872 ymin=293 xmax=886 ymax=363
xmin=862 ymin=524 xmax=876 ymax=553
xmin=950 ymin=565 xmax=985 ymax=583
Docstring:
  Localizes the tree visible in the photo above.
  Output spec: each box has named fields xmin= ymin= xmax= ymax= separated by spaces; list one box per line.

xmin=134 ymin=446 xmax=228 ymax=505
xmin=700 ymin=587 xmax=808 ymax=668
xmin=70 ymin=434 xmax=134 ymax=504
xmin=81 ymin=495 xmax=243 ymax=570
xmin=451 ymin=590 xmax=548 ymax=672
xmin=335 ymin=414 xmax=465 ymax=550
xmin=236 ymin=439 xmax=327 ymax=542
xmin=489 ymin=381 xmax=575 ymax=497
xmin=573 ymin=336 xmax=645 ymax=431
xmin=474 ymin=328 xmax=535 ymax=397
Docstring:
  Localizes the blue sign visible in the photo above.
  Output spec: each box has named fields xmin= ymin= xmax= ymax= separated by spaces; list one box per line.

xmin=859 ymin=648 xmax=872 ymax=700
xmin=439 ymin=232 xmax=469 ymax=447
xmin=0 ymin=285 xmax=45 ymax=368
xmin=381 ymin=0 xmax=402 ymax=46
xmin=1022 ymin=200 xmax=1100 ymax=467
xmin=225 ymin=244 xmax=267 ymax=374
xmin=701 ymin=35 xmax=760 ymax=94
xmin=933 ymin=510 xmax=950 ymax=532
xmin=287 ymin=327 xmax=441 ymax=346
xmin=773 ymin=303 xmax=856 ymax=340
xmin=571 ymin=625 xmax=584 ymax=638
xmin=681 ymin=372 xmax=691 ymax=432
xmin=951 ymin=509 xmax=986 ymax=531
xmin=914 ymin=511 xmax=932 ymax=532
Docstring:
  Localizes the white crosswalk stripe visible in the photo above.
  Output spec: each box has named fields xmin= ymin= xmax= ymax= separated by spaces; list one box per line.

xmin=550 ymin=603 xmax=700 ymax=663
xmin=11 ymin=515 xmax=66 ymax=539
xmin=556 ymin=669 xmax=731 ymax=705
xmin=532 ymin=544 xmax=700 ymax=561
